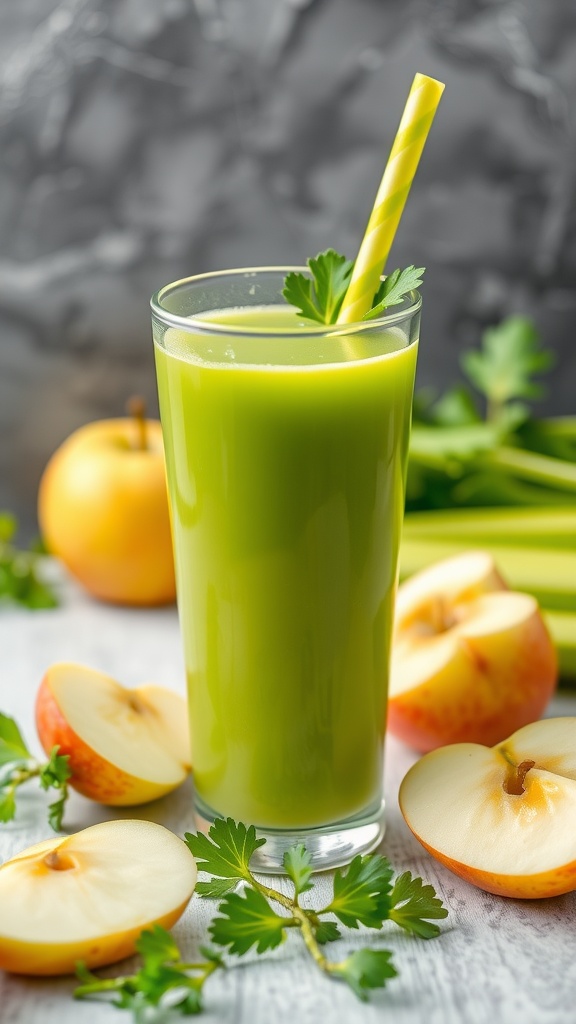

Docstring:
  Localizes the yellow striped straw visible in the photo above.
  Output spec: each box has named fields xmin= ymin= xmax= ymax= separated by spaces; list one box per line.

xmin=337 ymin=73 xmax=444 ymax=324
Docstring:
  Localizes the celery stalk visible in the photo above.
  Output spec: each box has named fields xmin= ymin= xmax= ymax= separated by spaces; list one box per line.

xmin=399 ymin=538 xmax=576 ymax=612
xmin=403 ymin=507 xmax=576 ymax=549
xmin=543 ymin=611 xmax=576 ymax=681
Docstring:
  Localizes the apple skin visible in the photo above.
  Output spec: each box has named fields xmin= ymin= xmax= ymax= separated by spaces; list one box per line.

xmin=388 ymin=596 xmax=558 ymax=752
xmin=399 ymin=719 xmax=576 ymax=899
xmin=405 ymin=841 xmax=576 ymax=901
xmin=388 ymin=552 xmax=557 ymax=752
xmin=0 ymin=822 xmax=197 ymax=975
xmin=35 ymin=668 xmax=189 ymax=806
xmin=38 ymin=417 xmax=176 ymax=606
xmin=0 ymin=900 xmax=189 ymax=976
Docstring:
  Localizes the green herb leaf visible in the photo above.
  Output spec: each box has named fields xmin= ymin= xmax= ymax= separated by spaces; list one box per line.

xmin=39 ymin=747 xmax=71 ymax=789
xmin=209 ymin=886 xmax=287 ymax=955
xmin=362 ymin=266 xmax=425 ymax=320
xmin=326 ymin=854 xmax=394 ymax=930
xmin=283 ymin=249 xmax=354 ymax=324
xmin=389 ymin=871 xmax=448 ymax=939
xmin=0 ymin=713 xmax=31 ymax=765
xmin=333 ymin=948 xmax=398 ymax=1000
xmin=314 ymin=920 xmax=341 ymax=944
xmin=461 ymin=316 xmax=553 ymax=418
xmin=135 ymin=925 xmax=181 ymax=968
xmin=283 ymin=843 xmax=314 ymax=897
xmin=196 ymin=878 xmax=239 ymax=899
xmin=39 ymin=747 xmax=71 ymax=831
xmin=0 ymin=788 xmax=16 ymax=822
xmin=184 ymin=818 xmax=265 ymax=882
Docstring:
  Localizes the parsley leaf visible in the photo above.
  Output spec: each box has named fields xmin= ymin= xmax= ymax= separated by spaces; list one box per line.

xmin=362 ymin=265 xmax=425 ymax=320
xmin=184 ymin=818 xmax=265 ymax=882
xmin=283 ymin=252 xmax=423 ymax=326
xmin=283 ymin=249 xmax=353 ymax=324
xmin=325 ymin=854 xmax=394 ymax=930
xmin=0 ymin=716 xmax=71 ymax=831
xmin=209 ymin=886 xmax=287 ymax=955
xmin=0 ymin=713 xmax=32 ymax=764
xmin=195 ymin=878 xmax=239 ymax=899
xmin=389 ymin=871 xmax=448 ymax=939
xmin=39 ymin=747 xmax=71 ymax=832
xmin=283 ymin=843 xmax=314 ymax=897
xmin=314 ymin=920 xmax=341 ymax=944
xmin=461 ymin=316 xmax=553 ymax=422
xmin=333 ymin=948 xmax=398 ymax=1000
xmin=135 ymin=925 xmax=181 ymax=968
xmin=75 ymin=927 xmax=222 ymax=1017
xmin=0 ymin=788 xmax=16 ymax=822
xmin=0 ymin=512 xmax=59 ymax=610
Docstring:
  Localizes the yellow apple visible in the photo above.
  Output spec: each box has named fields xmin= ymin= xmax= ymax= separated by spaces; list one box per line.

xmin=399 ymin=717 xmax=576 ymax=899
xmin=388 ymin=551 xmax=557 ymax=751
xmin=0 ymin=819 xmax=197 ymax=975
xmin=36 ymin=663 xmax=191 ymax=805
xmin=38 ymin=399 xmax=176 ymax=606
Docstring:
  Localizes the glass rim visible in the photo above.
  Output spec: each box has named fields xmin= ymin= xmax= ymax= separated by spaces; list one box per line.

xmin=150 ymin=266 xmax=422 ymax=337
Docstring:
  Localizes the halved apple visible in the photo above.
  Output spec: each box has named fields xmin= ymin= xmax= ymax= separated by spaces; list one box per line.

xmin=0 ymin=819 xmax=197 ymax=974
xmin=36 ymin=663 xmax=191 ymax=805
xmin=399 ymin=717 xmax=576 ymax=899
xmin=389 ymin=552 xmax=557 ymax=751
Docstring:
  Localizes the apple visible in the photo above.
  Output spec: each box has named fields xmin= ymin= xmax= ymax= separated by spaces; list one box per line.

xmin=36 ymin=663 xmax=191 ymax=805
xmin=399 ymin=717 xmax=576 ymax=899
xmin=0 ymin=819 xmax=197 ymax=975
xmin=388 ymin=551 xmax=557 ymax=751
xmin=38 ymin=398 xmax=176 ymax=606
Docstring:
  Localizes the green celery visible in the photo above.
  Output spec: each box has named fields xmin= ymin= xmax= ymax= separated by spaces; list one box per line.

xmin=399 ymin=539 xmax=576 ymax=613
xmin=543 ymin=611 xmax=576 ymax=681
xmin=403 ymin=507 xmax=576 ymax=550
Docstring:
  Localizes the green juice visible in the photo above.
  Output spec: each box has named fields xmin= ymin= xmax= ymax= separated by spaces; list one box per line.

xmin=154 ymin=305 xmax=418 ymax=828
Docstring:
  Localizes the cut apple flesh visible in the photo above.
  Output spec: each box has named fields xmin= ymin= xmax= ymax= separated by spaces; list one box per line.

xmin=399 ymin=718 xmax=576 ymax=898
xmin=36 ymin=663 xmax=191 ymax=805
xmin=0 ymin=819 xmax=197 ymax=975
xmin=389 ymin=552 xmax=557 ymax=751
xmin=392 ymin=591 xmax=546 ymax=695
xmin=394 ymin=550 xmax=505 ymax=629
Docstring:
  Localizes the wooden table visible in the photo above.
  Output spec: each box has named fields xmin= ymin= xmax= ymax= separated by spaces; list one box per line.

xmin=1 ymin=570 xmax=575 ymax=1024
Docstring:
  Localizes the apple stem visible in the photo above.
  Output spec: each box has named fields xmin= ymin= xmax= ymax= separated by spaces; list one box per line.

xmin=127 ymin=396 xmax=148 ymax=451
xmin=503 ymin=759 xmax=536 ymax=796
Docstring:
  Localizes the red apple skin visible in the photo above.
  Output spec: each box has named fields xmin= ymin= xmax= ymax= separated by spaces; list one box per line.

xmin=388 ymin=608 xmax=557 ymax=752
xmin=405 ymin=834 xmax=576 ymax=900
xmin=0 ymin=899 xmax=189 ymax=976
xmin=35 ymin=675 xmax=175 ymax=806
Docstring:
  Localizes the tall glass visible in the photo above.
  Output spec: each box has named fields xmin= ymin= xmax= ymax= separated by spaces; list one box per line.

xmin=151 ymin=269 xmax=420 ymax=871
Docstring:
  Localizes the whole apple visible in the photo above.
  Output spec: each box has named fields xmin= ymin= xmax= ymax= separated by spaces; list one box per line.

xmin=38 ymin=399 xmax=176 ymax=605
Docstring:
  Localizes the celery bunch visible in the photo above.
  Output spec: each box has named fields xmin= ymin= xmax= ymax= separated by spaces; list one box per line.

xmin=404 ymin=317 xmax=576 ymax=681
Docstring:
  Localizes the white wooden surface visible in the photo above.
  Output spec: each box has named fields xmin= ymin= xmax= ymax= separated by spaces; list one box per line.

xmin=1 ymin=568 xmax=575 ymax=1024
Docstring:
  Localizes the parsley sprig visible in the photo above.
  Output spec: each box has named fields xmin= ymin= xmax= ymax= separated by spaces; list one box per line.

xmin=76 ymin=819 xmax=447 ymax=1018
xmin=0 ymin=512 xmax=58 ymax=610
xmin=186 ymin=818 xmax=446 ymax=1000
xmin=0 ymin=712 xmax=71 ymax=830
xmin=75 ymin=926 xmax=223 ymax=1019
xmin=283 ymin=249 xmax=424 ymax=325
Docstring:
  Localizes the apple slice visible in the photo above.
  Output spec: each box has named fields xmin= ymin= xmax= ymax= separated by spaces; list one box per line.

xmin=389 ymin=552 xmax=557 ymax=751
xmin=36 ymin=663 xmax=191 ymax=805
xmin=399 ymin=717 xmax=576 ymax=899
xmin=0 ymin=819 xmax=197 ymax=975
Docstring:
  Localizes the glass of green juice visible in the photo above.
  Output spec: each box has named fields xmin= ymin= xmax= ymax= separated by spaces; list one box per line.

xmin=151 ymin=268 xmax=420 ymax=872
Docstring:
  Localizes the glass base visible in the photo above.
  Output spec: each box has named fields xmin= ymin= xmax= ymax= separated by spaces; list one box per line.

xmin=194 ymin=797 xmax=386 ymax=874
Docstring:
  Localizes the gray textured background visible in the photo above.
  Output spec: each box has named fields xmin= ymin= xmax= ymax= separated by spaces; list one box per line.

xmin=1 ymin=0 xmax=575 ymax=536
